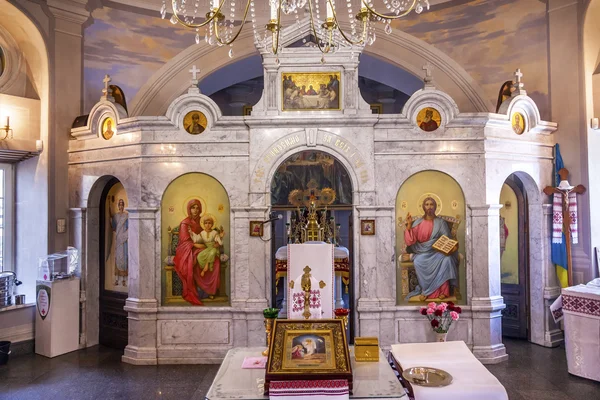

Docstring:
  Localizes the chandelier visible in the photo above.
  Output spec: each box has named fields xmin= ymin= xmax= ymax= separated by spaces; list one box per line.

xmin=160 ymin=0 xmax=429 ymax=56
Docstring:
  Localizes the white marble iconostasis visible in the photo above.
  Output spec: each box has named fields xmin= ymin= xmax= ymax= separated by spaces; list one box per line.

xmin=68 ymin=39 xmax=562 ymax=365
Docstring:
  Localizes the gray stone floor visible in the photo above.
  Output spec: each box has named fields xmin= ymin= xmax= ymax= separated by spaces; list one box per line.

xmin=0 ymin=338 xmax=599 ymax=400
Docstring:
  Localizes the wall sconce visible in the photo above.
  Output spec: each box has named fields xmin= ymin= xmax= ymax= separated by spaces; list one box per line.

xmin=1 ymin=116 xmax=13 ymax=140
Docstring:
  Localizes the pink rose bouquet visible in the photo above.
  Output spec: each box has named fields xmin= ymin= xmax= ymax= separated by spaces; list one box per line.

xmin=419 ymin=301 xmax=462 ymax=333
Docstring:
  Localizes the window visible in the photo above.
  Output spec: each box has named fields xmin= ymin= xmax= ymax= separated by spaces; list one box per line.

xmin=0 ymin=163 xmax=13 ymax=271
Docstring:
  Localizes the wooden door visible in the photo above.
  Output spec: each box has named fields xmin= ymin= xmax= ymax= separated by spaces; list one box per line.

xmin=500 ymin=177 xmax=529 ymax=339
xmin=99 ymin=178 xmax=129 ymax=349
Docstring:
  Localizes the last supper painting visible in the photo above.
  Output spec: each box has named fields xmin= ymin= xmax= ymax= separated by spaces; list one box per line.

xmin=161 ymin=173 xmax=230 ymax=306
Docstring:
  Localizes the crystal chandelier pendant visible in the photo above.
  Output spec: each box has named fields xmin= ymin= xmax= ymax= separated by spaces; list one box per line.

xmin=164 ymin=0 xmax=428 ymax=55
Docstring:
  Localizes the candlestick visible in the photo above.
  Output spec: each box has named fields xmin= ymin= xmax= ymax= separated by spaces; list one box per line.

xmin=327 ymin=0 xmax=334 ymax=19
xmin=6 ymin=116 xmax=9 ymax=127
xmin=212 ymin=0 xmax=219 ymax=9
xmin=270 ymin=0 xmax=277 ymax=20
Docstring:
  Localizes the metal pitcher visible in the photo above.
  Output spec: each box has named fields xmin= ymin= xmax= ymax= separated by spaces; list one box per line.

xmin=0 ymin=272 xmax=23 ymax=307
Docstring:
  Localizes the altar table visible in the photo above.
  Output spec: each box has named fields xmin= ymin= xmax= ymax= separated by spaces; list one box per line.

xmin=390 ymin=341 xmax=508 ymax=400
xmin=205 ymin=347 xmax=407 ymax=399
xmin=562 ymin=280 xmax=600 ymax=382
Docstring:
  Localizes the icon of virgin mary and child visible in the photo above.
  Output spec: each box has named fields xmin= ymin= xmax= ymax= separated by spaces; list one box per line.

xmin=173 ymin=199 xmax=228 ymax=305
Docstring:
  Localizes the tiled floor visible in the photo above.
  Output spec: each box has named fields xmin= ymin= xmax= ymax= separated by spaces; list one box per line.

xmin=0 ymin=338 xmax=599 ymax=400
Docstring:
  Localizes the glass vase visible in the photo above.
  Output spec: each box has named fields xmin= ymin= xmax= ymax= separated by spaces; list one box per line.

xmin=435 ymin=332 xmax=447 ymax=342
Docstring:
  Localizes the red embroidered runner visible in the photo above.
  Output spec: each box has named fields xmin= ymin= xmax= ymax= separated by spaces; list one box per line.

xmin=269 ymin=379 xmax=349 ymax=398
xmin=563 ymin=294 xmax=600 ymax=317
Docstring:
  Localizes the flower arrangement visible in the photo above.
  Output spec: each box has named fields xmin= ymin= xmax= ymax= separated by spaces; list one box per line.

xmin=420 ymin=301 xmax=462 ymax=334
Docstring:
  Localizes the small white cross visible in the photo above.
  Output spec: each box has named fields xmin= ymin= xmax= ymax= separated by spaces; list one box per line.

xmin=514 ymin=68 xmax=523 ymax=84
xmin=103 ymin=74 xmax=111 ymax=94
xmin=423 ymin=63 xmax=433 ymax=79
xmin=189 ymin=65 xmax=200 ymax=81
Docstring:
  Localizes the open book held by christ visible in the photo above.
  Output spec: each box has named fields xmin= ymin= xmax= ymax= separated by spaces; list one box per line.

xmin=432 ymin=235 xmax=459 ymax=256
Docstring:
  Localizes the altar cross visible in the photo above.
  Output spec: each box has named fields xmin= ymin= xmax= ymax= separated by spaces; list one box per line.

xmin=543 ymin=168 xmax=586 ymax=286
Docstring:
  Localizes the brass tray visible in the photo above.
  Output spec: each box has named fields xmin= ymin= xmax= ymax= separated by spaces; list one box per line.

xmin=402 ymin=366 xmax=453 ymax=387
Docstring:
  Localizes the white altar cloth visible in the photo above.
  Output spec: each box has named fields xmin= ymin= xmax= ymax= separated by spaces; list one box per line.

xmin=275 ymin=242 xmax=349 ymax=260
xmin=562 ymin=282 xmax=600 ymax=382
xmin=390 ymin=341 xmax=507 ymax=400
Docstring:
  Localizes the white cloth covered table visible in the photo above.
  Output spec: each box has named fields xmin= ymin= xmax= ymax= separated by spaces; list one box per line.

xmin=562 ymin=282 xmax=600 ymax=382
xmin=390 ymin=341 xmax=507 ymax=400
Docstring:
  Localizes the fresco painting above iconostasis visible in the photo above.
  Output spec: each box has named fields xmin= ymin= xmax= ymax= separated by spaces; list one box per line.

xmin=161 ymin=173 xmax=230 ymax=306
xmin=83 ymin=0 xmax=549 ymax=118
xmin=399 ymin=0 xmax=549 ymax=119
xmin=103 ymin=182 xmax=129 ymax=294
xmin=396 ymin=171 xmax=466 ymax=305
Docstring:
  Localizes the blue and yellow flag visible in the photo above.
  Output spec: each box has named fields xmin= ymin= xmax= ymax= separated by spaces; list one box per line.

xmin=551 ymin=144 xmax=569 ymax=288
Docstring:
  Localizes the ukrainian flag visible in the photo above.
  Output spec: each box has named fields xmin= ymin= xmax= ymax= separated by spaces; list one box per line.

xmin=551 ymin=144 xmax=569 ymax=288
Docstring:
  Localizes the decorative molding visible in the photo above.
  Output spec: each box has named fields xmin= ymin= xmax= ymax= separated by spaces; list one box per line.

xmin=0 ymin=25 xmax=23 ymax=93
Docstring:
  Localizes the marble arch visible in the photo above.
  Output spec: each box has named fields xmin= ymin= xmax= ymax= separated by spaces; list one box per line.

xmin=495 ymin=170 xmax=559 ymax=347
xmin=256 ymin=132 xmax=367 ymax=199
xmin=129 ymin=18 xmax=491 ymax=117
xmin=80 ymin=174 xmax=126 ymax=348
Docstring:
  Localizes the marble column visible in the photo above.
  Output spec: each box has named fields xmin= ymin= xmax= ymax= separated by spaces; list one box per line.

xmin=231 ymin=207 xmax=268 ymax=347
xmin=548 ymin=0 xmax=592 ymax=276
xmin=122 ymin=208 xmax=159 ymax=365
xmin=69 ymin=207 xmax=87 ymax=347
xmin=356 ymin=206 xmax=395 ymax=345
xmin=47 ymin=0 xmax=90 ymax=253
xmin=469 ymin=204 xmax=508 ymax=364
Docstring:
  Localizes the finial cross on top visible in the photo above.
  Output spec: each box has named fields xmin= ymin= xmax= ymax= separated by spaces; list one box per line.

xmin=102 ymin=74 xmax=112 ymax=96
xmin=423 ymin=63 xmax=433 ymax=79
xmin=514 ymin=68 xmax=523 ymax=84
xmin=189 ymin=65 xmax=200 ymax=81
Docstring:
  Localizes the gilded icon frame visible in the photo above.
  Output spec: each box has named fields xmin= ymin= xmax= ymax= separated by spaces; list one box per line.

xmin=265 ymin=319 xmax=352 ymax=393
xmin=282 ymin=72 xmax=341 ymax=111
xmin=361 ymin=219 xmax=376 ymax=235
xmin=249 ymin=221 xmax=264 ymax=237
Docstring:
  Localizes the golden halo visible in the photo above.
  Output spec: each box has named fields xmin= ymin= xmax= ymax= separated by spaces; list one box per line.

xmin=182 ymin=196 xmax=206 ymax=217
xmin=417 ymin=192 xmax=443 ymax=216
xmin=200 ymin=213 xmax=218 ymax=229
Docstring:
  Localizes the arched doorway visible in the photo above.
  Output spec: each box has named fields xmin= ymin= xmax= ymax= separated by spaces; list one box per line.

xmin=99 ymin=178 xmax=129 ymax=349
xmin=270 ymin=150 xmax=354 ymax=332
xmin=499 ymin=174 xmax=529 ymax=339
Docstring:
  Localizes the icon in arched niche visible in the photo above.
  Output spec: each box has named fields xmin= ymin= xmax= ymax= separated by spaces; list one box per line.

xmin=511 ymin=112 xmax=525 ymax=135
xmin=183 ymin=110 xmax=207 ymax=135
xmin=101 ymin=117 xmax=115 ymax=140
xmin=416 ymin=107 xmax=441 ymax=132
xmin=104 ymin=181 xmax=128 ymax=293
xmin=271 ymin=150 xmax=352 ymax=206
xmin=396 ymin=171 xmax=465 ymax=305
xmin=162 ymin=173 xmax=230 ymax=306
